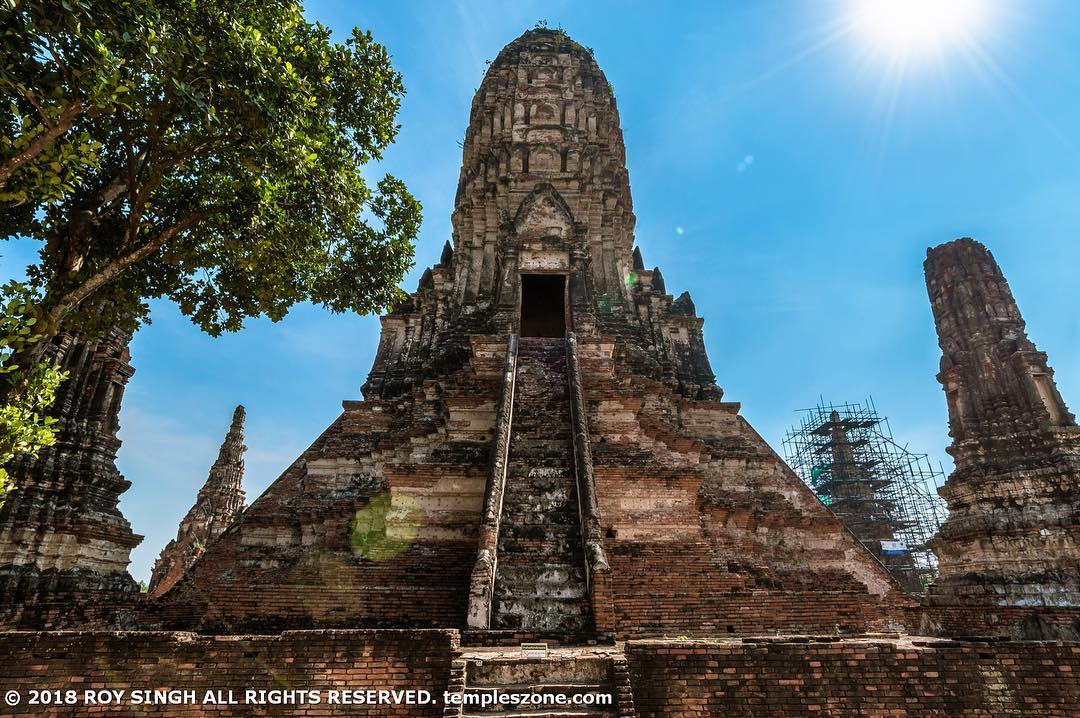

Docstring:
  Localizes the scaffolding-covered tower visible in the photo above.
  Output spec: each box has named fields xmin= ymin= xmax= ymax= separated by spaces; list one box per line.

xmin=782 ymin=398 xmax=947 ymax=594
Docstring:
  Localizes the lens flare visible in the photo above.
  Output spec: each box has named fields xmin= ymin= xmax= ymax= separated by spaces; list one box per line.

xmin=350 ymin=490 xmax=419 ymax=561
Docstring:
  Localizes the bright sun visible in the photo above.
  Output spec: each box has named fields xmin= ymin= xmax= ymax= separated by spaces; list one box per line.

xmin=851 ymin=0 xmax=989 ymax=59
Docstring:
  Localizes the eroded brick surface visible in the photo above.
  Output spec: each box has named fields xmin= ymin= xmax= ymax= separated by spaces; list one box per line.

xmin=924 ymin=239 xmax=1080 ymax=638
xmin=0 ymin=629 xmax=455 ymax=717
xmin=0 ymin=327 xmax=142 ymax=627
xmin=627 ymin=637 xmax=1080 ymax=717
xmin=148 ymin=406 xmax=247 ymax=599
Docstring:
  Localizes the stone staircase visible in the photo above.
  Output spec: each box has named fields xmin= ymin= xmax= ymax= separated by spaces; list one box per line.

xmin=491 ymin=338 xmax=592 ymax=636
xmin=444 ymin=648 xmax=635 ymax=718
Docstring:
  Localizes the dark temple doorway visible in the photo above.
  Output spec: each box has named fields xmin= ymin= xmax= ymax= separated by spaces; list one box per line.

xmin=519 ymin=274 xmax=566 ymax=337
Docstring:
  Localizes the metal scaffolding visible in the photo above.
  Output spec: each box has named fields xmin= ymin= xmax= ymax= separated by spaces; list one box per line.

xmin=782 ymin=398 xmax=947 ymax=594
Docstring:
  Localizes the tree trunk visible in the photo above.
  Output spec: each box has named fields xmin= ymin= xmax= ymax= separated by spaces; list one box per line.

xmin=1 ymin=212 xmax=204 ymax=407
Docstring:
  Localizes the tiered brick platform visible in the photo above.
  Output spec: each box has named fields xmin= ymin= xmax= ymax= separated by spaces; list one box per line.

xmin=1 ymin=631 xmax=1077 ymax=716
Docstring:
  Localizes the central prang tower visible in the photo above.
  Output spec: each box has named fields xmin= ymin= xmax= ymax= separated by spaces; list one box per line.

xmin=363 ymin=28 xmax=716 ymax=403
xmin=154 ymin=29 xmax=910 ymax=641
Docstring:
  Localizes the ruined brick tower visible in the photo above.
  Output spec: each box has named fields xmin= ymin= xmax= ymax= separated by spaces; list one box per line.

xmin=148 ymin=405 xmax=246 ymax=599
xmin=0 ymin=327 xmax=141 ymax=626
xmin=823 ymin=410 xmax=920 ymax=591
xmin=924 ymin=239 xmax=1080 ymax=634
xmin=154 ymin=28 xmax=910 ymax=638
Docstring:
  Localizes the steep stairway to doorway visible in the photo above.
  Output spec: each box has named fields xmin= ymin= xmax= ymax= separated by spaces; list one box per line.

xmin=491 ymin=337 xmax=593 ymax=636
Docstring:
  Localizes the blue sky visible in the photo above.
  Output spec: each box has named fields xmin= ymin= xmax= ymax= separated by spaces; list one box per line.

xmin=4 ymin=1 xmax=1080 ymax=582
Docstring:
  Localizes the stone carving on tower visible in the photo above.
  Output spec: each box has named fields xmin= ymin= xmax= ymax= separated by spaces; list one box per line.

xmin=149 ymin=29 xmax=912 ymax=638
xmin=924 ymin=238 xmax=1080 ymax=637
xmin=0 ymin=326 xmax=142 ymax=627
xmin=148 ymin=405 xmax=247 ymax=599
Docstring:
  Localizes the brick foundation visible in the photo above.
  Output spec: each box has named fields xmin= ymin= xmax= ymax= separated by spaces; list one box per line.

xmin=626 ymin=637 xmax=1080 ymax=717
xmin=0 ymin=629 xmax=457 ymax=716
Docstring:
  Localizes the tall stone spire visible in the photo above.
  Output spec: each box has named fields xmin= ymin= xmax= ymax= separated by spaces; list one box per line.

xmin=0 ymin=326 xmax=142 ymax=627
xmin=924 ymin=238 xmax=1080 ymax=616
xmin=148 ymin=405 xmax=246 ymax=599
xmin=363 ymin=28 xmax=718 ymax=400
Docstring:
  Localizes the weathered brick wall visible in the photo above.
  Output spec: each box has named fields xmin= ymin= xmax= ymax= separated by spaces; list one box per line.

xmin=146 ymin=342 xmax=503 ymax=633
xmin=581 ymin=338 xmax=914 ymax=640
xmin=0 ymin=629 xmax=456 ymax=716
xmin=627 ymin=637 xmax=1080 ymax=717
xmin=922 ymin=605 xmax=1080 ymax=640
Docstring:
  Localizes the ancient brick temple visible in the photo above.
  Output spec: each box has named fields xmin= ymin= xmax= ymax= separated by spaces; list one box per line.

xmin=1 ymin=29 xmax=1077 ymax=718
xmin=148 ymin=405 xmax=247 ymax=599
xmin=151 ymin=27 xmax=911 ymax=639
xmin=924 ymin=238 xmax=1080 ymax=638
xmin=0 ymin=326 xmax=141 ymax=626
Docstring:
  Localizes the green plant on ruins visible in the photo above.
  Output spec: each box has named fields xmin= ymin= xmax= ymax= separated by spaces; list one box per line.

xmin=0 ymin=0 xmax=422 ymax=398
xmin=0 ymin=281 xmax=65 ymax=505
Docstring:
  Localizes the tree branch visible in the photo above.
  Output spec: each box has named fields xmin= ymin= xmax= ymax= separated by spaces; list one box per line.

xmin=45 ymin=211 xmax=209 ymax=329
xmin=0 ymin=101 xmax=84 ymax=189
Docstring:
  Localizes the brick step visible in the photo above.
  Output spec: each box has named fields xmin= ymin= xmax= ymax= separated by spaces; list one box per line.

xmin=504 ymin=465 xmax=574 ymax=477
xmin=496 ymin=546 xmax=585 ymax=561
xmin=497 ymin=510 xmax=578 ymax=525
xmin=493 ymin=584 xmax=589 ymax=602
xmin=505 ymin=456 xmax=573 ymax=466
xmin=493 ymin=588 xmax=588 ymax=605
xmin=465 ymin=656 xmax=612 ymax=685
xmin=506 ymin=452 xmax=572 ymax=463
xmin=508 ymin=433 xmax=570 ymax=443
xmin=505 ymin=476 xmax=572 ymax=485
xmin=498 ymin=529 xmax=584 ymax=546
xmin=509 ymin=418 xmax=570 ymax=429
xmin=499 ymin=483 xmax=575 ymax=500
xmin=462 ymin=703 xmax=614 ymax=718
xmin=465 ymin=683 xmax=607 ymax=696
xmin=504 ymin=463 xmax=575 ymax=475
xmin=458 ymin=631 xmax=600 ymax=647
xmin=494 ymin=565 xmax=588 ymax=588
xmin=499 ymin=491 xmax=575 ymax=508
xmin=497 ymin=520 xmax=582 ymax=532
xmin=461 ymin=711 xmax=611 ymax=718
xmin=498 ymin=517 xmax=579 ymax=532
xmin=491 ymin=574 xmax=590 ymax=592
xmin=511 ymin=405 xmax=569 ymax=412
xmin=455 ymin=650 xmax=625 ymax=718
xmin=500 ymin=478 xmax=573 ymax=490
xmin=507 ymin=441 xmax=571 ymax=452
xmin=509 ymin=416 xmax=570 ymax=425
xmin=490 ymin=601 xmax=593 ymax=632
xmin=509 ymin=408 xmax=570 ymax=414
xmin=498 ymin=519 xmax=581 ymax=535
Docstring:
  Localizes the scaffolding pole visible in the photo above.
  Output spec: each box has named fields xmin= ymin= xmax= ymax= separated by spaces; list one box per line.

xmin=782 ymin=397 xmax=947 ymax=594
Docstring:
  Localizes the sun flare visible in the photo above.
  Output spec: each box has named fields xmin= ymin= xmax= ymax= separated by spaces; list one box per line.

xmin=851 ymin=0 xmax=989 ymax=59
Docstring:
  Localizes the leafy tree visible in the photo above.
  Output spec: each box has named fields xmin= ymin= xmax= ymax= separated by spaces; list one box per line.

xmin=0 ymin=281 xmax=65 ymax=504
xmin=0 ymin=0 xmax=421 ymax=372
